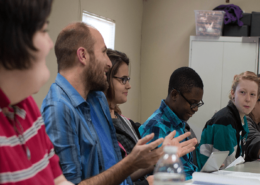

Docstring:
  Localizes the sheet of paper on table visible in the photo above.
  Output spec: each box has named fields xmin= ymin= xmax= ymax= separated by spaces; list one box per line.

xmin=225 ymin=156 xmax=245 ymax=169
xmin=190 ymin=171 xmax=260 ymax=185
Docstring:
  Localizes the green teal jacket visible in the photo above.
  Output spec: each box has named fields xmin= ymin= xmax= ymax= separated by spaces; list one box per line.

xmin=196 ymin=101 xmax=249 ymax=170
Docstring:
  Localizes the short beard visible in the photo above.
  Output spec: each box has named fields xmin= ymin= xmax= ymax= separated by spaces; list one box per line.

xmin=83 ymin=53 xmax=109 ymax=92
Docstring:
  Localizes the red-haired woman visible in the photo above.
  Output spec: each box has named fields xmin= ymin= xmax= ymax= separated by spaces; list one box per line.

xmin=197 ymin=71 xmax=260 ymax=170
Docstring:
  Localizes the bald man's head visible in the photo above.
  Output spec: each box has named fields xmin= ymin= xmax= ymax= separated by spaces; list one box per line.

xmin=55 ymin=22 xmax=95 ymax=72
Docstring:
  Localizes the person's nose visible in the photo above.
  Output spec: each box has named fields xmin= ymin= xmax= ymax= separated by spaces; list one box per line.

xmin=47 ymin=33 xmax=54 ymax=49
xmin=106 ymin=55 xmax=112 ymax=68
xmin=126 ymin=81 xmax=131 ymax=89
xmin=192 ymin=106 xmax=199 ymax=112
xmin=245 ymin=93 xmax=251 ymax=102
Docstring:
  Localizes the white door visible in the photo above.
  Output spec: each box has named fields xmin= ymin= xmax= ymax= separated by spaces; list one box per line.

xmin=189 ymin=37 xmax=258 ymax=141
xmin=221 ymin=42 xmax=258 ymax=108
xmin=189 ymin=40 xmax=223 ymax=141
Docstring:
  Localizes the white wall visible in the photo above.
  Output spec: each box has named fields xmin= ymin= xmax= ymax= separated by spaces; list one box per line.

xmin=33 ymin=0 xmax=143 ymax=122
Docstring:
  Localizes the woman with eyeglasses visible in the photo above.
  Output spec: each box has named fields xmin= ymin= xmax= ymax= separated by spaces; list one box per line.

xmin=105 ymin=49 xmax=153 ymax=185
xmin=245 ymin=74 xmax=260 ymax=162
xmin=105 ymin=55 xmax=200 ymax=184
xmin=196 ymin=71 xmax=260 ymax=170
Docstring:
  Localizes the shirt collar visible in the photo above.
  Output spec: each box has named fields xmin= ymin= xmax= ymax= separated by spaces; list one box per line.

xmin=0 ymin=88 xmax=10 ymax=108
xmin=159 ymin=99 xmax=184 ymax=127
xmin=0 ymin=88 xmax=26 ymax=108
xmin=0 ymin=88 xmax=27 ymax=119
xmin=227 ymin=101 xmax=249 ymax=137
xmin=55 ymin=73 xmax=86 ymax=107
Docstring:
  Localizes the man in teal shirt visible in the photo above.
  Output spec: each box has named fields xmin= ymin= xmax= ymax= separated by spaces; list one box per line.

xmin=139 ymin=67 xmax=204 ymax=180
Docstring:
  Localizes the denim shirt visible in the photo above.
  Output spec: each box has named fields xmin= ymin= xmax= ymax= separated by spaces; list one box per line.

xmin=41 ymin=73 xmax=132 ymax=185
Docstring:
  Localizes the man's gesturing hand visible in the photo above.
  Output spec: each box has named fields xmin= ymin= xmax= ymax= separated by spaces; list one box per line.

xmin=162 ymin=131 xmax=197 ymax=157
xmin=127 ymin=133 xmax=164 ymax=170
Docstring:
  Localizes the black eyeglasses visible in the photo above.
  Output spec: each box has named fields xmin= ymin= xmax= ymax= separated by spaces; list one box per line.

xmin=173 ymin=88 xmax=204 ymax=109
xmin=113 ymin=76 xmax=130 ymax=85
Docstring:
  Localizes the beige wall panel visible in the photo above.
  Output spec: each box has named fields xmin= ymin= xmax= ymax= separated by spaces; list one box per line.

xmin=80 ymin=0 xmax=143 ymax=122
xmin=33 ymin=0 xmax=80 ymax=112
xmin=33 ymin=0 xmax=143 ymax=122
xmin=140 ymin=0 xmax=260 ymax=123
xmin=141 ymin=0 xmax=199 ymax=123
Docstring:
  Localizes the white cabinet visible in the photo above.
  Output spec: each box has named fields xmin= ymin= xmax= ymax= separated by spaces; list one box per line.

xmin=188 ymin=36 xmax=259 ymax=141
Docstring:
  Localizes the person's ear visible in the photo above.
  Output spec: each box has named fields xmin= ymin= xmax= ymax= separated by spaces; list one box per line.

xmin=77 ymin=47 xmax=89 ymax=66
xmin=231 ymin=90 xmax=235 ymax=100
xmin=170 ymin=89 xmax=179 ymax=101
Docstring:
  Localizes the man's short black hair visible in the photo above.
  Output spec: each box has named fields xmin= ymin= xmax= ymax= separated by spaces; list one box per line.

xmin=0 ymin=0 xmax=53 ymax=70
xmin=168 ymin=67 xmax=203 ymax=95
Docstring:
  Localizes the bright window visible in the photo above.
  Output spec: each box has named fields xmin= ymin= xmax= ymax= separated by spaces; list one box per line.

xmin=82 ymin=11 xmax=116 ymax=49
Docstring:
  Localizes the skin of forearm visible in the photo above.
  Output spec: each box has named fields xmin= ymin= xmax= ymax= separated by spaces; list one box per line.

xmin=54 ymin=175 xmax=73 ymax=185
xmin=130 ymin=165 xmax=154 ymax=181
xmin=79 ymin=155 xmax=137 ymax=185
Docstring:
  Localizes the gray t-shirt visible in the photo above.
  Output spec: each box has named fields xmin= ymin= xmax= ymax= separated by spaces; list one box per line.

xmin=112 ymin=115 xmax=138 ymax=143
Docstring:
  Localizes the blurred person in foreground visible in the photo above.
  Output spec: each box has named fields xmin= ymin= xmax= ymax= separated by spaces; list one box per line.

xmin=0 ymin=0 xmax=72 ymax=184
